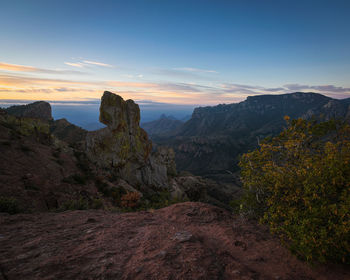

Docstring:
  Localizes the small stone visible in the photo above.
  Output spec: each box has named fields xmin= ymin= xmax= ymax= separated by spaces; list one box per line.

xmin=157 ymin=250 xmax=167 ymax=258
xmin=173 ymin=231 xmax=193 ymax=242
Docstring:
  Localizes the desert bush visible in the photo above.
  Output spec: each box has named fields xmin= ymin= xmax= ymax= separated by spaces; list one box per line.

xmin=59 ymin=197 xmax=89 ymax=211
xmin=121 ymin=192 xmax=141 ymax=209
xmin=91 ymin=198 xmax=104 ymax=209
xmin=138 ymin=189 xmax=188 ymax=210
xmin=239 ymin=117 xmax=350 ymax=263
xmin=0 ymin=196 xmax=21 ymax=214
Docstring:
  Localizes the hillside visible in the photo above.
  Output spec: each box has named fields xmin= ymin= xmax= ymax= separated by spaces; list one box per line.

xmin=152 ymin=92 xmax=350 ymax=178
xmin=141 ymin=114 xmax=184 ymax=137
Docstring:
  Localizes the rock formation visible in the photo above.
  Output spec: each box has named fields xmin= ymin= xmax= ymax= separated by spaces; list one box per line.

xmin=86 ymin=91 xmax=176 ymax=190
xmin=5 ymin=101 xmax=53 ymax=121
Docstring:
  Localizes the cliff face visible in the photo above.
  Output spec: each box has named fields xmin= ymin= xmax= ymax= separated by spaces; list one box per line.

xmin=152 ymin=92 xmax=350 ymax=177
xmin=86 ymin=91 xmax=175 ymax=189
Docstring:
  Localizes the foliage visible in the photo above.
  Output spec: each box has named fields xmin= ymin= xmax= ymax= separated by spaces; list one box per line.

xmin=121 ymin=192 xmax=141 ymax=209
xmin=138 ymin=189 xmax=188 ymax=210
xmin=0 ymin=196 xmax=21 ymax=214
xmin=62 ymin=174 xmax=87 ymax=185
xmin=91 ymin=198 xmax=104 ymax=209
xmin=59 ymin=197 xmax=89 ymax=211
xmin=239 ymin=117 xmax=350 ymax=263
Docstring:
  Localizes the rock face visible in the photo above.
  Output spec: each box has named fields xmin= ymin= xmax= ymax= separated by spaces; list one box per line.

xmin=1 ymin=202 xmax=349 ymax=280
xmin=86 ymin=91 xmax=175 ymax=189
xmin=152 ymin=92 xmax=350 ymax=177
xmin=5 ymin=101 xmax=53 ymax=121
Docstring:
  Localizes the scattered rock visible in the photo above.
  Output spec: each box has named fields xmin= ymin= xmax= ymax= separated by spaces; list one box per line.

xmin=173 ymin=231 xmax=193 ymax=242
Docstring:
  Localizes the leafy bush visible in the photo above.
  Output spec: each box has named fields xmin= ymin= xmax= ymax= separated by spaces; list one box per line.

xmin=0 ymin=196 xmax=21 ymax=214
xmin=138 ymin=189 xmax=188 ymax=210
xmin=121 ymin=192 xmax=141 ymax=209
xmin=239 ymin=117 xmax=350 ymax=263
xmin=91 ymin=198 xmax=104 ymax=209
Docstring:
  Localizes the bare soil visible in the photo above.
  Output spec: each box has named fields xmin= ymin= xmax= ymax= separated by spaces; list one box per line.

xmin=0 ymin=202 xmax=349 ymax=280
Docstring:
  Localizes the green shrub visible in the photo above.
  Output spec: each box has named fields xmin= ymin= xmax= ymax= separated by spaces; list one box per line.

xmin=59 ymin=197 xmax=89 ymax=211
xmin=0 ymin=196 xmax=21 ymax=214
xmin=239 ymin=118 xmax=350 ymax=263
xmin=139 ymin=189 xmax=188 ymax=210
xmin=91 ymin=198 xmax=104 ymax=209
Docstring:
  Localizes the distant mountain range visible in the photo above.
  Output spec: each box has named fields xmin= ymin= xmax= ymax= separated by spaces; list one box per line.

xmin=147 ymin=92 xmax=350 ymax=178
xmin=141 ymin=114 xmax=185 ymax=136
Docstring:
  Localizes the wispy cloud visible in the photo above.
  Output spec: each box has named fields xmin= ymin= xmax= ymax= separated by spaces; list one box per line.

xmin=65 ymin=59 xmax=113 ymax=68
xmin=82 ymin=60 xmax=113 ymax=67
xmin=0 ymin=62 xmax=86 ymax=75
xmin=153 ymin=68 xmax=218 ymax=81
xmin=64 ymin=62 xmax=85 ymax=68
xmin=284 ymin=83 xmax=350 ymax=93
xmin=173 ymin=67 xmax=218 ymax=73
xmin=0 ymin=73 xmax=101 ymax=86
xmin=108 ymin=81 xmax=203 ymax=93
xmin=1 ymin=70 xmax=349 ymax=105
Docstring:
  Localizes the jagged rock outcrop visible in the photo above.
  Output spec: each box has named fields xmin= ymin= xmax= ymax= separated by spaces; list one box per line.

xmin=5 ymin=101 xmax=53 ymax=121
xmin=86 ymin=91 xmax=175 ymax=189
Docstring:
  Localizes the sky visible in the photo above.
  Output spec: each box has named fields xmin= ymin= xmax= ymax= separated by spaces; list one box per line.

xmin=1 ymin=0 xmax=350 ymax=110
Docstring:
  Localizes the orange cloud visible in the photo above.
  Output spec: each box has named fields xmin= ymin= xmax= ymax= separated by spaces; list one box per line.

xmin=107 ymin=81 xmax=158 ymax=88
xmin=0 ymin=62 xmax=37 ymax=72
xmin=0 ymin=62 xmax=86 ymax=75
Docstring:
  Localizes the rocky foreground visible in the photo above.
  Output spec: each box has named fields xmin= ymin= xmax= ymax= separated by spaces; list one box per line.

xmin=0 ymin=202 xmax=348 ymax=280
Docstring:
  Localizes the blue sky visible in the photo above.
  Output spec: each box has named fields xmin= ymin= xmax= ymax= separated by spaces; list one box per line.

xmin=1 ymin=0 xmax=350 ymax=107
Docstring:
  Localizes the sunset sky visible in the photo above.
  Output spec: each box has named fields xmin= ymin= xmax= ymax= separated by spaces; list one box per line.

xmin=1 ymin=0 xmax=350 ymax=107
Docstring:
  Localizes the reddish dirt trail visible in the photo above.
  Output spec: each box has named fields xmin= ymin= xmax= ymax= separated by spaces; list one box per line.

xmin=0 ymin=202 xmax=349 ymax=280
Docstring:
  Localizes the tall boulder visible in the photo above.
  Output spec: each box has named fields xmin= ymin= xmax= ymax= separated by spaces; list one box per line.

xmin=86 ymin=91 xmax=174 ymax=189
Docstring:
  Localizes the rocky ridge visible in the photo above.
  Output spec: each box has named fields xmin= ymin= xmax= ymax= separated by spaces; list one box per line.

xmin=2 ymin=92 xmax=226 ymax=212
xmin=152 ymin=92 xmax=350 ymax=177
xmin=5 ymin=101 xmax=53 ymax=121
